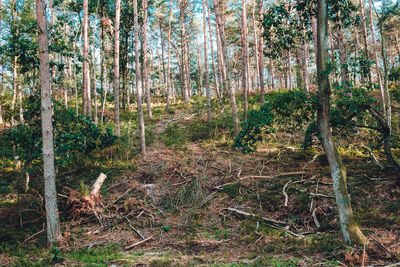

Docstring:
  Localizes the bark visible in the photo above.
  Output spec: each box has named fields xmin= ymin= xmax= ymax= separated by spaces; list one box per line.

xmin=206 ymin=0 xmax=220 ymax=99
xmin=270 ymin=57 xmax=275 ymax=90
xmin=83 ymin=0 xmax=91 ymax=117
xmin=214 ymin=0 xmax=239 ymax=136
xmin=143 ymin=0 xmax=152 ymax=120
xmin=36 ymin=0 xmax=61 ymax=244
xmin=394 ymin=28 xmax=400 ymax=63
xmin=317 ymin=0 xmax=366 ymax=245
xmin=114 ymin=0 xmax=121 ymax=136
xmin=252 ymin=0 xmax=259 ymax=92
xmin=358 ymin=0 xmax=372 ymax=83
xmin=288 ymin=50 xmax=293 ymax=90
xmin=354 ymin=26 xmax=361 ymax=84
xmin=179 ymin=1 xmax=189 ymax=103
xmin=202 ymin=0 xmax=211 ymax=120
xmin=134 ymin=0 xmax=146 ymax=154
xmin=258 ymin=0 xmax=265 ymax=104
xmin=241 ymin=0 xmax=249 ymax=120
xmin=336 ymin=27 xmax=350 ymax=85
xmin=159 ymin=21 xmax=166 ymax=86
xmin=367 ymin=0 xmax=386 ymax=119
xmin=166 ymin=0 xmax=173 ymax=110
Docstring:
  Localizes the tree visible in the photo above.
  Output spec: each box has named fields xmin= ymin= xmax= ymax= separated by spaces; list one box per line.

xmin=134 ymin=0 xmax=146 ymax=154
xmin=36 ymin=0 xmax=60 ymax=244
xmin=143 ymin=0 xmax=152 ymax=120
xmin=202 ymin=0 xmax=211 ymax=120
xmin=83 ymin=0 xmax=91 ymax=117
xmin=241 ymin=0 xmax=249 ymax=120
xmin=114 ymin=0 xmax=121 ymax=136
xmin=316 ymin=0 xmax=365 ymax=245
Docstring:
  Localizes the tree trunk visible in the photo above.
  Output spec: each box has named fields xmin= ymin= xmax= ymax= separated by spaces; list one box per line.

xmin=160 ymin=21 xmax=166 ymax=86
xmin=114 ymin=0 xmax=121 ymax=136
xmin=202 ymin=0 xmax=211 ymax=120
xmin=214 ymin=0 xmax=239 ymax=136
xmin=336 ymin=27 xmax=350 ymax=85
xmin=367 ymin=0 xmax=386 ymax=119
xmin=258 ymin=0 xmax=265 ymax=104
xmin=83 ymin=0 xmax=90 ymax=117
xmin=241 ymin=0 xmax=249 ymax=120
xmin=358 ymin=0 xmax=372 ymax=83
xmin=317 ymin=0 xmax=366 ymax=245
xmin=166 ymin=0 xmax=173 ymax=110
xmin=134 ymin=0 xmax=146 ymax=154
xmin=206 ymin=0 xmax=220 ymax=99
xmin=36 ymin=0 xmax=61 ymax=244
xmin=143 ymin=0 xmax=152 ymax=120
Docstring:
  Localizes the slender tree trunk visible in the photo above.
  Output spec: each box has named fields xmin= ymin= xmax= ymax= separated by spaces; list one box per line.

xmin=160 ymin=21 xmax=166 ymax=86
xmin=114 ymin=0 xmax=121 ymax=136
xmin=336 ymin=27 xmax=350 ymax=85
xmin=166 ymin=0 xmax=173 ymax=110
xmin=83 ymin=0 xmax=90 ymax=117
xmin=252 ymin=0 xmax=259 ymax=92
xmin=358 ymin=0 xmax=372 ymax=83
xmin=142 ymin=0 xmax=152 ymax=120
xmin=36 ymin=0 xmax=60 ymax=244
xmin=317 ymin=0 xmax=366 ymax=245
xmin=134 ymin=0 xmax=146 ymax=154
xmin=301 ymin=30 xmax=310 ymax=93
xmin=288 ymin=50 xmax=293 ymax=90
xmin=394 ymin=28 xmax=400 ymax=64
xmin=241 ymin=0 xmax=249 ymax=120
xmin=354 ymin=26 xmax=361 ymax=84
xmin=270 ymin=57 xmax=275 ymax=90
xmin=214 ymin=0 xmax=239 ymax=136
xmin=258 ymin=0 xmax=265 ymax=104
xmin=206 ymin=0 xmax=220 ymax=98
xmin=367 ymin=0 xmax=386 ymax=118
xmin=202 ymin=0 xmax=211 ymax=120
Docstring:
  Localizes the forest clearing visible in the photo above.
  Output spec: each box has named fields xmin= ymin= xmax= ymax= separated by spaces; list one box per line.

xmin=0 ymin=0 xmax=400 ymax=266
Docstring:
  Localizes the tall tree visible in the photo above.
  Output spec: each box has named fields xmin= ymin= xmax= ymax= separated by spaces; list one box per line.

xmin=143 ymin=0 xmax=152 ymax=120
xmin=202 ymin=0 xmax=211 ymax=120
xmin=317 ymin=0 xmax=366 ymax=245
xmin=166 ymin=0 xmax=173 ymax=111
xmin=83 ymin=0 xmax=91 ymax=117
xmin=214 ymin=0 xmax=239 ymax=136
xmin=258 ymin=0 xmax=265 ymax=104
xmin=36 ymin=0 xmax=60 ymax=243
xmin=241 ymin=0 xmax=249 ymax=120
xmin=134 ymin=0 xmax=146 ymax=154
xmin=114 ymin=0 xmax=121 ymax=136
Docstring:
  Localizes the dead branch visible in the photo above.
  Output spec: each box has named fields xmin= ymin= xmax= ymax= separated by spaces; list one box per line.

xmin=362 ymin=145 xmax=384 ymax=170
xmin=214 ymin=171 xmax=306 ymax=190
xmin=283 ymin=180 xmax=292 ymax=207
xmin=124 ymin=216 xmax=145 ymax=240
xmin=125 ymin=236 xmax=153 ymax=250
xmin=225 ymin=207 xmax=305 ymax=238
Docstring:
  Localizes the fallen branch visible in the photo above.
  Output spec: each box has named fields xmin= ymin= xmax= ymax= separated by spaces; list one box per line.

xmin=124 ymin=216 xmax=145 ymax=240
xmin=225 ymin=207 xmax=305 ymax=238
xmin=214 ymin=171 xmax=306 ymax=190
xmin=125 ymin=236 xmax=153 ymax=250
xmin=283 ymin=180 xmax=292 ymax=207
xmin=362 ymin=145 xmax=384 ymax=170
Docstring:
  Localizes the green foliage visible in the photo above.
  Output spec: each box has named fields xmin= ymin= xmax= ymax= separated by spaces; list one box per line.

xmin=235 ymin=84 xmax=378 ymax=153
xmin=1 ymin=94 xmax=117 ymax=177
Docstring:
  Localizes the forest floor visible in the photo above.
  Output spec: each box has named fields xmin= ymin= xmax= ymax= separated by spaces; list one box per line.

xmin=0 ymin=96 xmax=400 ymax=266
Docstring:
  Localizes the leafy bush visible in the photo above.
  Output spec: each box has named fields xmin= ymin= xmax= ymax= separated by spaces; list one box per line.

xmin=1 ymin=94 xmax=117 ymax=173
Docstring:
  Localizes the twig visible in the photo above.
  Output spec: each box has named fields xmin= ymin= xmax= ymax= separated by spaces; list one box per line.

xmin=310 ymin=180 xmax=319 ymax=211
xmin=226 ymin=207 xmax=287 ymax=225
xmin=125 ymin=236 xmax=153 ymax=250
xmin=309 ymin=193 xmax=335 ymax=199
xmin=111 ymin=187 xmax=134 ymax=205
xmin=312 ymin=208 xmax=321 ymax=229
xmin=22 ymin=229 xmax=45 ymax=244
xmin=370 ymin=235 xmax=400 ymax=261
xmin=361 ymin=238 xmax=367 ymax=267
xmin=124 ymin=216 xmax=145 ymax=240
